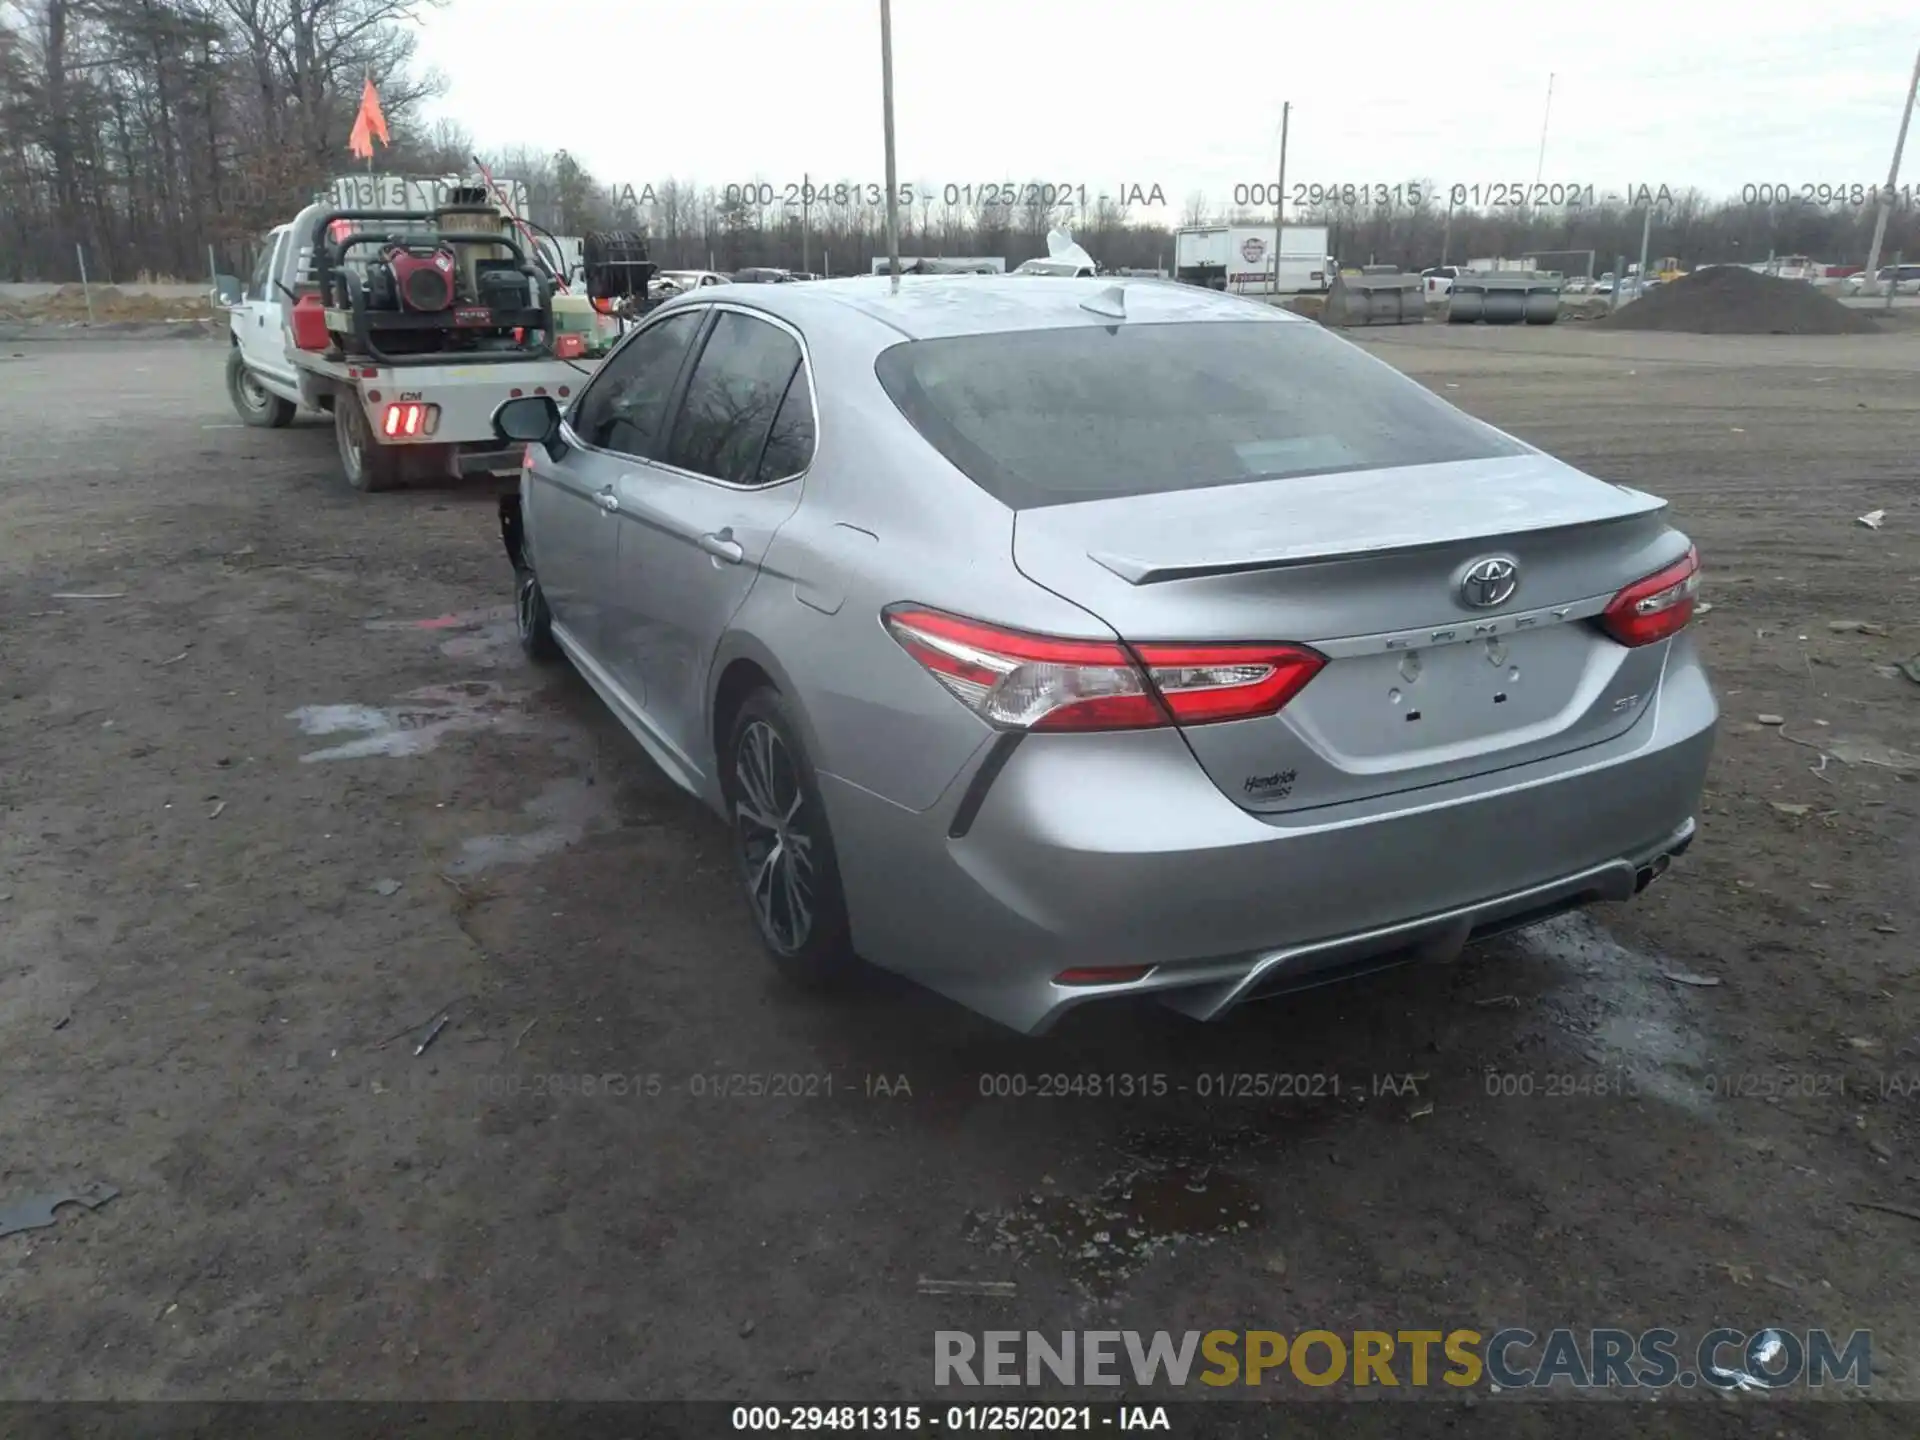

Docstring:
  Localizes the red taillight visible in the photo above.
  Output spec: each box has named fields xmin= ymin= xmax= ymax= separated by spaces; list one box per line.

xmin=381 ymin=402 xmax=435 ymax=438
xmin=1134 ymin=641 xmax=1326 ymax=724
xmin=1599 ymin=546 xmax=1700 ymax=647
xmin=882 ymin=606 xmax=1325 ymax=733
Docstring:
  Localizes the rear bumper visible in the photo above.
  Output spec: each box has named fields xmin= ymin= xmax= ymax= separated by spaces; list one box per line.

xmin=820 ymin=637 xmax=1717 ymax=1034
xmin=305 ymin=358 xmax=598 ymax=444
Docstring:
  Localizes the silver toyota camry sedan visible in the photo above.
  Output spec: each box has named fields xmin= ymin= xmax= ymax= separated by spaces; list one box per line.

xmin=491 ymin=276 xmax=1717 ymax=1034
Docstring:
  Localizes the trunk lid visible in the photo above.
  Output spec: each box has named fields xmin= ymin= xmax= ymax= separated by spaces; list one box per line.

xmin=1011 ymin=453 xmax=1684 ymax=814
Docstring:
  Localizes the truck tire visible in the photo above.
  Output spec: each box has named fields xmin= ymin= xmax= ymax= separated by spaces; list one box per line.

xmin=334 ymin=398 xmax=404 ymax=493
xmin=227 ymin=346 xmax=295 ymax=428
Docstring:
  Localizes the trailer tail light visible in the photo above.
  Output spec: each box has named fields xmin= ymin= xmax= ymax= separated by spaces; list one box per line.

xmin=1598 ymin=545 xmax=1700 ymax=647
xmin=381 ymin=402 xmax=438 ymax=439
xmin=882 ymin=606 xmax=1325 ymax=732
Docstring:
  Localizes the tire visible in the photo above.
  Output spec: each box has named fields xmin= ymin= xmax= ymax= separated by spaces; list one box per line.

xmin=227 ymin=346 xmax=295 ymax=428
xmin=334 ymin=398 xmax=404 ymax=493
xmin=724 ymin=688 xmax=855 ymax=987
xmin=515 ymin=567 xmax=560 ymax=662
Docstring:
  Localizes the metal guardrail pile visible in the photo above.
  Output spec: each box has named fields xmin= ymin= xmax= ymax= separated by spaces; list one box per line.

xmin=1447 ymin=272 xmax=1564 ymax=325
xmin=1321 ymin=266 xmax=1425 ymax=326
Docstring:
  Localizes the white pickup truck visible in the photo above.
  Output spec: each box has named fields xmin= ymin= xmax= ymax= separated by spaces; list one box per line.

xmin=225 ymin=186 xmax=614 ymax=493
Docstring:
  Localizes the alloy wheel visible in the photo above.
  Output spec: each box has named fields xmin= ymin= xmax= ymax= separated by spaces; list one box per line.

xmin=734 ymin=719 xmax=814 ymax=953
xmin=516 ymin=572 xmax=540 ymax=640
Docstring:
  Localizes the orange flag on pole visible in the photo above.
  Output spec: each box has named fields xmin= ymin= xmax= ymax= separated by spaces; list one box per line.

xmin=347 ymin=75 xmax=389 ymax=159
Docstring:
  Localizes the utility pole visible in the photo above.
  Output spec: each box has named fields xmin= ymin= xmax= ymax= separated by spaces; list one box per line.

xmin=1863 ymin=43 xmax=1920 ymax=294
xmin=879 ymin=0 xmax=902 ymax=293
xmin=1637 ymin=205 xmax=1654 ymax=294
xmin=801 ymin=170 xmax=811 ymax=276
xmin=1273 ymin=101 xmax=1290 ymax=298
xmin=1440 ymin=192 xmax=1454 ymax=266
xmin=1534 ymin=73 xmax=1555 ymax=188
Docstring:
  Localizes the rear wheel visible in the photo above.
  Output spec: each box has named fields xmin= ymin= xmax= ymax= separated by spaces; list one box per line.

xmin=334 ymin=398 xmax=404 ymax=492
xmin=725 ymin=688 xmax=854 ymax=987
xmin=227 ymin=346 xmax=294 ymax=428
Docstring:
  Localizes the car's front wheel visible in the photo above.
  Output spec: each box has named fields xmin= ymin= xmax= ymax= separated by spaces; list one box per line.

xmin=515 ymin=567 xmax=559 ymax=662
xmin=725 ymin=688 xmax=854 ymax=987
xmin=227 ymin=346 xmax=295 ymax=428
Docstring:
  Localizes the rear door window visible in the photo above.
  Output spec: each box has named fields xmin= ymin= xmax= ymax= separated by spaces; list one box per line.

xmin=662 ymin=310 xmax=803 ymax=484
xmin=875 ymin=319 xmax=1526 ymax=509
xmin=755 ymin=368 xmax=816 ymax=482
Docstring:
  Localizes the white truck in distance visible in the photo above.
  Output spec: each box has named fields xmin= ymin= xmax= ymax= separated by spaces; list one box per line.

xmin=1173 ymin=224 xmax=1333 ymax=295
xmin=224 ymin=174 xmax=613 ymax=493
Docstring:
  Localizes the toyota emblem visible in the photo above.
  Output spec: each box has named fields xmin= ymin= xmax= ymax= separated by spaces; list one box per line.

xmin=1460 ymin=556 xmax=1520 ymax=608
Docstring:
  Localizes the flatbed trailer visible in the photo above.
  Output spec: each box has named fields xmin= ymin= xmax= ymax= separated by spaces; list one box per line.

xmin=229 ymin=339 xmax=601 ymax=492
xmin=224 ymin=186 xmax=616 ymax=492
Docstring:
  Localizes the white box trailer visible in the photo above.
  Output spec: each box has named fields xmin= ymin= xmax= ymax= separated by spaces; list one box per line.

xmin=1174 ymin=225 xmax=1333 ymax=295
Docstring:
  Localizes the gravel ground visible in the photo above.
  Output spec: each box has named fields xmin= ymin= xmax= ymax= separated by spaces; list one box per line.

xmin=1 ymin=328 xmax=1916 ymax=1417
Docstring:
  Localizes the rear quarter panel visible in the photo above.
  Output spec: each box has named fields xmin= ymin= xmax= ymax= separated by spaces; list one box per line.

xmin=719 ymin=316 xmax=1121 ymax=814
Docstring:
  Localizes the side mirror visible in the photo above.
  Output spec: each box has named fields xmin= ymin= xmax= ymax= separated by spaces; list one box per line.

xmin=492 ymin=394 xmax=561 ymax=446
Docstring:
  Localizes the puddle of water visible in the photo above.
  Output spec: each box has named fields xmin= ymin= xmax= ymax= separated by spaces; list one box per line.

xmin=365 ymin=606 xmax=517 ymax=667
xmin=288 ymin=681 xmax=535 ymax=762
xmin=445 ymin=777 xmax=612 ymax=877
xmin=438 ymin=620 xmax=517 ymax=663
xmin=1511 ymin=912 xmax=1713 ymax=1116
xmin=967 ymin=1129 xmax=1267 ymax=1294
xmin=363 ymin=606 xmax=511 ymax=634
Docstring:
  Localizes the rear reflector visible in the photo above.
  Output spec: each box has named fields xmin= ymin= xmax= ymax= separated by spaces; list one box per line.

xmin=882 ymin=606 xmax=1324 ymax=732
xmin=1054 ymin=966 xmax=1152 ymax=986
xmin=1599 ymin=545 xmax=1700 ymax=647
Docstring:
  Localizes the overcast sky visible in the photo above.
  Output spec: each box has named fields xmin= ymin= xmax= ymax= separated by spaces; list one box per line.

xmin=417 ymin=1 xmax=1919 ymax=219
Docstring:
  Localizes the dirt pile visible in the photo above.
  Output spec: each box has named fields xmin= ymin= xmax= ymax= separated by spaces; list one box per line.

xmin=21 ymin=284 xmax=212 ymax=322
xmin=1595 ymin=265 xmax=1875 ymax=335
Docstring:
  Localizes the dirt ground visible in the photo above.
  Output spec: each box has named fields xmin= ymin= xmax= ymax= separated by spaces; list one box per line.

xmin=1 ymin=324 xmax=1917 ymax=1417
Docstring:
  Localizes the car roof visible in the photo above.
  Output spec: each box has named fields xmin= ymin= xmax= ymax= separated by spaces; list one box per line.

xmin=650 ymin=274 xmax=1302 ymax=340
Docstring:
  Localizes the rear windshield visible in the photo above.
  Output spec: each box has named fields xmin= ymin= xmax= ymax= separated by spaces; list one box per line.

xmin=874 ymin=319 xmax=1526 ymax=508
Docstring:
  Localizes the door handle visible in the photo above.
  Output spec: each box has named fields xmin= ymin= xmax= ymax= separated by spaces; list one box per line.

xmin=598 ymin=488 xmax=619 ymax=513
xmin=699 ymin=530 xmax=745 ymax=564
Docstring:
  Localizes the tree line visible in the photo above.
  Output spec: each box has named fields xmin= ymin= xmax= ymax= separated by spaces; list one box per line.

xmin=4 ymin=1 xmax=1917 ymax=283
xmin=598 ymin=180 xmax=1920 ymax=280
